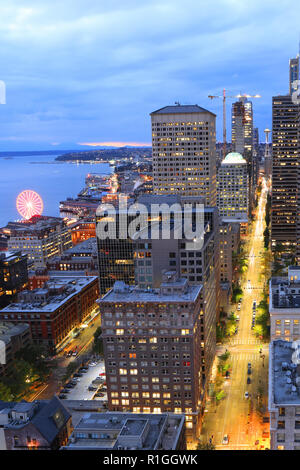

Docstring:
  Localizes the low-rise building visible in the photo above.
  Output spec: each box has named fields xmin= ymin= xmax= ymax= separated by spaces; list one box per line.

xmin=0 ymin=397 xmax=72 ymax=450
xmin=7 ymin=216 xmax=72 ymax=268
xmin=0 ymin=322 xmax=32 ymax=376
xmin=63 ymin=411 xmax=185 ymax=450
xmin=269 ymin=339 xmax=300 ymax=450
xmin=269 ymin=267 xmax=300 ymax=341
xmin=0 ymin=275 xmax=99 ymax=354
xmin=46 ymin=237 xmax=98 ymax=275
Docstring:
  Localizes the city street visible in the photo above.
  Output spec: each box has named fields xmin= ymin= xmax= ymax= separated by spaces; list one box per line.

xmin=201 ymin=178 xmax=270 ymax=450
xmin=27 ymin=312 xmax=102 ymax=401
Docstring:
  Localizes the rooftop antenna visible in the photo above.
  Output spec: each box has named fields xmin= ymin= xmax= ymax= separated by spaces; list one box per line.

xmin=175 ymin=101 xmax=180 ymax=106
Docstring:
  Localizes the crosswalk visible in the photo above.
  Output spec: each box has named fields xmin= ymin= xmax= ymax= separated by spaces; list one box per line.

xmin=230 ymin=353 xmax=260 ymax=362
xmin=228 ymin=338 xmax=261 ymax=346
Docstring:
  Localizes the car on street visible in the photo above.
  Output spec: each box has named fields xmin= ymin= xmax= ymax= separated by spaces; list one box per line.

xmin=79 ymin=367 xmax=88 ymax=373
xmin=247 ymin=368 xmax=251 ymax=375
xmin=66 ymin=382 xmax=76 ymax=388
xmin=253 ymin=300 xmax=257 ymax=309
xmin=74 ymin=373 xmax=83 ymax=377
xmin=58 ymin=394 xmax=67 ymax=399
xmin=222 ymin=435 xmax=229 ymax=445
xmin=88 ymin=385 xmax=98 ymax=392
xmin=237 ymin=305 xmax=241 ymax=311
xmin=61 ymin=388 xmax=69 ymax=394
xmin=247 ymin=377 xmax=251 ymax=385
xmin=236 ymin=315 xmax=240 ymax=321
xmin=244 ymin=391 xmax=249 ymax=399
xmin=94 ymin=392 xmax=105 ymax=398
xmin=248 ymin=363 xmax=251 ymax=368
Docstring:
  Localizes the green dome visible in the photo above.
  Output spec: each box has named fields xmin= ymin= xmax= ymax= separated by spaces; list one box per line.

xmin=222 ymin=152 xmax=246 ymax=164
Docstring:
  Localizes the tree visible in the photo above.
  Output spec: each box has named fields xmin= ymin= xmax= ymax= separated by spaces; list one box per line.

xmin=0 ymin=382 xmax=13 ymax=401
xmin=197 ymin=441 xmax=215 ymax=450
xmin=218 ymin=351 xmax=230 ymax=362
xmin=263 ymin=227 xmax=269 ymax=249
xmin=216 ymin=390 xmax=226 ymax=401
xmin=93 ymin=327 xmax=103 ymax=355
xmin=15 ymin=345 xmax=50 ymax=381
xmin=232 ymin=284 xmax=243 ymax=303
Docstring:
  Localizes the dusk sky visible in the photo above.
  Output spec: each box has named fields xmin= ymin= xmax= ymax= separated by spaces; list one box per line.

xmin=0 ymin=0 xmax=300 ymax=150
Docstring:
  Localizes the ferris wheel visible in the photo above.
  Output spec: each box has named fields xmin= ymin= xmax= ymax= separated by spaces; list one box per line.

xmin=16 ymin=190 xmax=44 ymax=220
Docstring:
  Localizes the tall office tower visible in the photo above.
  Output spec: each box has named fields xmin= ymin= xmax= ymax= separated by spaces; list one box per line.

xmin=99 ymin=273 xmax=203 ymax=446
xmin=253 ymin=127 xmax=259 ymax=184
xmin=231 ymin=97 xmax=255 ymax=211
xmin=271 ymin=95 xmax=299 ymax=253
xmin=151 ymin=104 xmax=217 ymax=206
xmin=253 ymin=127 xmax=259 ymax=158
xmin=289 ymin=56 xmax=299 ymax=95
xmin=96 ymin=204 xmax=135 ymax=295
xmin=217 ymin=152 xmax=248 ymax=220
xmin=264 ymin=128 xmax=272 ymax=179
xmin=231 ymin=98 xmax=253 ymax=157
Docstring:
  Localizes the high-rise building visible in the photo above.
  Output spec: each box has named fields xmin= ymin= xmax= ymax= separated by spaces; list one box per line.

xmin=98 ymin=273 xmax=203 ymax=445
xmin=96 ymin=205 xmax=136 ymax=295
xmin=231 ymin=98 xmax=255 ymax=211
xmin=217 ymin=152 xmax=248 ymax=220
xmin=231 ymin=98 xmax=253 ymax=158
xmin=289 ymin=56 xmax=299 ymax=95
xmin=0 ymin=251 xmax=28 ymax=308
xmin=271 ymin=95 xmax=299 ymax=252
xmin=151 ymin=104 xmax=216 ymax=206
xmin=264 ymin=128 xmax=272 ymax=179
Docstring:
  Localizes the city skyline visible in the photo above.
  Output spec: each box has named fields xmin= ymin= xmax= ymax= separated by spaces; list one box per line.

xmin=0 ymin=0 xmax=299 ymax=150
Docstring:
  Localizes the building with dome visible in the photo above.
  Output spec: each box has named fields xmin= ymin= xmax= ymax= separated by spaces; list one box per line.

xmin=217 ymin=152 xmax=248 ymax=221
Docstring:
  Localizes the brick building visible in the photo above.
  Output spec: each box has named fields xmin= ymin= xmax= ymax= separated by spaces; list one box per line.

xmin=0 ymin=275 xmax=99 ymax=354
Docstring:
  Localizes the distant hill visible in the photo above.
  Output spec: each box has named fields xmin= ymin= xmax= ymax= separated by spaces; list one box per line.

xmin=55 ymin=147 xmax=152 ymax=162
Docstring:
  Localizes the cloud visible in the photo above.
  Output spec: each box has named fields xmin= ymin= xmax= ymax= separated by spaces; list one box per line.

xmin=0 ymin=0 xmax=299 ymax=148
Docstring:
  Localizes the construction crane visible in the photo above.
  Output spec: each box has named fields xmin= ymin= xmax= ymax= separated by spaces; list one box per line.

xmin=208 ymin=89 xmax=261 ymax=159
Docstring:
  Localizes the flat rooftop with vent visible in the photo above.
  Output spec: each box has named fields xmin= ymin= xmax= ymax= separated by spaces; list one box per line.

xmin=62 ymin=412 xmax=185 ymax=450
xmin=269 ymin=267 xmax=300 ymax=341
xmin=269 ymin=340 xmax=300 ymax=450
xmin=0 ymin=275 xmax=98 ymax=313
xmin=269 ymin=340 xmax=300 ymax=406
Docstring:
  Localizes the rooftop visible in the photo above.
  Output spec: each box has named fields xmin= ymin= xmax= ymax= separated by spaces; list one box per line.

xmin=150 ymin=104 xmax=215 ymax=116
xmin=0 ymin=322 xmax=30 ymax=345
xmin=1 ymin=275 xmax=97 ymax=313
xmin=270 ymin=267 xmax=300 ymax=309
xmin=269 ymin=340 xmax=300 ymax=406
xmin=0 ymin=396 xmax=71 ymax=442
xmin=66 ymin=237 xmax=96 ymax=255
xmin=64 ymin=412 xmax=184 ymax=451
xmin=99 ymin=281 xmax=202 ymax=304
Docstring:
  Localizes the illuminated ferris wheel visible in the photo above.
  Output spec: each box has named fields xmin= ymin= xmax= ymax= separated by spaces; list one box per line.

xmin=16 ymin=190 xmax=44 ymax=220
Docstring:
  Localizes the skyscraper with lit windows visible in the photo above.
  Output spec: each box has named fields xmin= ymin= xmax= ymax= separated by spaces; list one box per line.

xmin=151 ymin=105 xmax=216 ymax=206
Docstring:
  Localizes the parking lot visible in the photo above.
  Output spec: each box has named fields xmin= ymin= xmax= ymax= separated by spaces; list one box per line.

xmin=59 ymin=360 xmax=108 ymax=402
